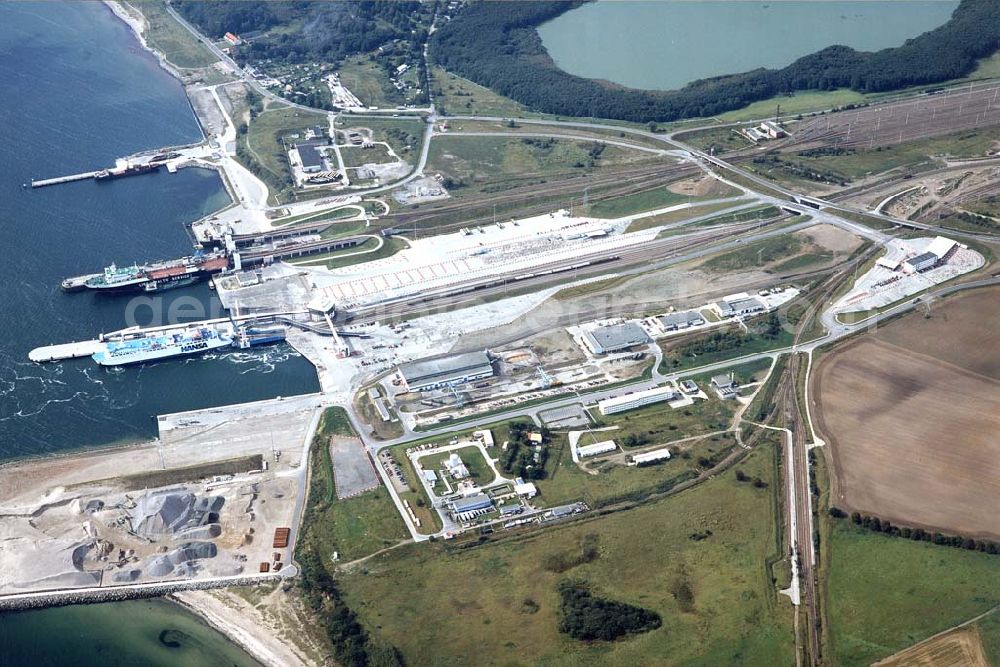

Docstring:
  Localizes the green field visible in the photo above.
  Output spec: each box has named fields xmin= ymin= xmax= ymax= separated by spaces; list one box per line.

xmin=427 ymin=135 xmax=654 ymax=197
xmin=754 ymin=126 xmax=1000 ymax=191
xmin=538 ymin=431 xmax=737 ymax=509
xmin=977 ymin=611 xmax=1000 ymax=666
xmin=432 ymin=66 xmax=529 ymax=117
xmin=270 ymin=204 xmax=362 ymax=228
xmin=238 ymin=105 xmax=329 ymax=201
xmin=418 ymin=445 xmax=496 ymax=486
xmin=337 ymin=55 xmax=404 ymax=109
xmin=130 ymin=1 xmax=219 ymax=69
xmin=296 ymin=408 xmax=409 ymax=564
xmin=339 ymin=116 xmax=426 ymax=161
xmin=587 ymin=185 xmax=710 ymax=219
xmin=700 ymin=233 xmax=804 ymax=272
xmin=824 ymin=520 xmax=1000 ymax=667
xmin=339 ymin=442 xmax=792 ymax=666
xmin=660 ymin=318 xmax=791 ymax=375
xmin=340 ymin=144 xmax=398 ymax=168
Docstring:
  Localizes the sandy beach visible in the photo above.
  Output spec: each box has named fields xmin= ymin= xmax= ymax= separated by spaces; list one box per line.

xmin=172 ymin=589 xmax=311 ymax=667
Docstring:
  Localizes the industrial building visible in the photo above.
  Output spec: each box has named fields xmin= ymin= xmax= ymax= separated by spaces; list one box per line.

xmin=514 ymin=480 xmax=538 ymax=498
xmin=444 ymin=452 xmax=470 ymax=479
xmin=581 ymin=322 xmax=650 ymax=355
xmin=452 ymin=493 xmax=493 ymax=521
xmin=294 ymin=138 xmax=328 ymax=173
xmin=657 ymin=310 xmax=705 ymax=332
xmin=577 ymin=440 xmax=617 ymax=458
xmin=716 ymin=296 xmax=766 ymax=318
xmin=630 ymin=448 xmax=672 ymax=466
xmin=711 ymin=374 xmax=738 ymax=399
xmin=397 ymin=351 xmax=494 ymax=391
xmin=905 ymin=251 xmax=939 ymax=273
xmin=598 ymin=386 xmax=679 ymax=415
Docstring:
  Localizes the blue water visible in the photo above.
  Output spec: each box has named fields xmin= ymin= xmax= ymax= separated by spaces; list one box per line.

xmin=0 ymin=2 xmax=319 ymax=458
xmin=539 ymin=0 xmax=960 ymax=91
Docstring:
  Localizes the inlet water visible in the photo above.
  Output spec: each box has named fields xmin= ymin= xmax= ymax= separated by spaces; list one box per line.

xmin=0 ymin=2 xmax=319 ymax=459
xmin=538 ymin=1 xmax=960 ymax=91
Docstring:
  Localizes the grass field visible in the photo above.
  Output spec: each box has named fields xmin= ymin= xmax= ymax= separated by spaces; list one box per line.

xmin=824 ymin=519 xmax=1000 ymax=667
xmin=337 ymin=55 xmax=403 ymax=109
xmin=240 ymin=105 xmax=329 ymax=199
xmin=586 ymin=185 xmax=703 ymax=219
xmin=540 ymin=431 xmax=737 ymax=509
xmin=432 ymin=66 xmax=529 ymax=117
xmin=777 ymin=126 xmax=1000 ymax=182
xmin=700 ymin=232 xmax=803 ymax=272
xmin=419 ymin=446 xmax=496 ymax=486
xmin=297 ymin=408 xmax=409 ymax=564
xmin=340 ymin=144 xmax=398 ymax=168
xmin=427 ymin=136 xmax=655 ymax=198
xmin=339 ymin=116 xmax=425 ymax=161
xmin=339 ymin=443 xmax=792 ymax=666
xmin=130 ymin=1 xmax=218 ymax=69
xmin=977 ymin=611 xmax=1000 ymax=667
xmin=660 ymin=322 xmax=792 ymax=375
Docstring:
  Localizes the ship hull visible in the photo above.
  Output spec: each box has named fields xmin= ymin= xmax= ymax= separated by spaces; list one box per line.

xmin=93 ymin=332 xmax=233 ymax=366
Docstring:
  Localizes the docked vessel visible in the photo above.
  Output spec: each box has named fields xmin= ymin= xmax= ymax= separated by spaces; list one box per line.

xmin=92 ymin=326 xmax=233 ymax=366
xmin=71 ymin=250 xmax=230 ymax=293
xmin=94 ymin=162 xmax=160 ymax=181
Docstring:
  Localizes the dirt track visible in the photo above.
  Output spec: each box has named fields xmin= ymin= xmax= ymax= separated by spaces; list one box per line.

xmin=813 ymin=288 xmax=1000 ymax=539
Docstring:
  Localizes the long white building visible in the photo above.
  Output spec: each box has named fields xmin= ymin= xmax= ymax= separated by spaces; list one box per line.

xmin=577 ymin=440 xmax=617 ymax=458
xmin=630 ymin=448 xmax=672 ymax=466
xmin=598 ymin=386 xmax=679 ymax=415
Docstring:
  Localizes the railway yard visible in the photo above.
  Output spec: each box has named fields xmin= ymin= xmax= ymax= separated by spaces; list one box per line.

xmin=5 ymin=18 xmax=1000 ymax=666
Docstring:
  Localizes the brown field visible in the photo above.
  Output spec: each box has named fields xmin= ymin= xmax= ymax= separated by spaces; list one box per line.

xmin=814 ymin=288 xmax=1000 ymax=539
xmin=873 ymin=626 xmax=990 ymax=667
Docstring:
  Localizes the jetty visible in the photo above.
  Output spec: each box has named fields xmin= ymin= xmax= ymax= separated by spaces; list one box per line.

xmin=30 ymin=171 xmax=100 ymax=188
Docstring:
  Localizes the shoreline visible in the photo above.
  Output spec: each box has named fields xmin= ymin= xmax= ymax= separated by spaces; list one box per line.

xmin=170 ymin=589 xmax=309 ymax=667
xmin=42 ymin=8 xmax=305 ymax=667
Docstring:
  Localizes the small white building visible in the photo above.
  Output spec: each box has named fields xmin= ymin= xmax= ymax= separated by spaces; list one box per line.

xmin=577 ymin=440 xmax=617 ymax=458
xmin=513 ymin=481 xmax=538 ymax=498
xmin=598 ymin=386 xmax=679 ymax=416
xmin=473 ymin=429 xmax=494 ymax=447
xmin=445 ymin=453 xmax=470 ymax=479
xmin=630 ymin=448 xmax=672 ymax=466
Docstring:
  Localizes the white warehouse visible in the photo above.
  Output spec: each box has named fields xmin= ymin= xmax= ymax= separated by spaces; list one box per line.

xmin=630 ymin=448 xmax=672 ymax=466
xmin=577 ymin=440 xmax=617 ymax=458
xmin=598 ymin=386 xmax=679 ymax=415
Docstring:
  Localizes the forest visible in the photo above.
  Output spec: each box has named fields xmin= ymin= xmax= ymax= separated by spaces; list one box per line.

xmin=431 ymin=0 xmax=1000 ymax=122
xmin=174 ymin=0 xmax=428 ymax=65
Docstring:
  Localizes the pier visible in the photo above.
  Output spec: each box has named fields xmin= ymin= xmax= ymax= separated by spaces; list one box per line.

xmin=30 ymin=171 xmax=100 ymax=188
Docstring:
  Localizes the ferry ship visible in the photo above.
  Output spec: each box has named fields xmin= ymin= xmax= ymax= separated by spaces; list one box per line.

xmin=92 ymin=326 xmax=233 ymax=366
xmin=71 ymin=251 xmax=230 ymax=293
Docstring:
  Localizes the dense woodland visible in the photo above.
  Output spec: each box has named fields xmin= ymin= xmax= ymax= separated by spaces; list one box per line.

xmin=174 ymin=0 xmax=428 ymax=66
xmin=431 ymin=0 xmax=1000 ymax=122
xmin=557 ymin=579 xmax=662 ymax=641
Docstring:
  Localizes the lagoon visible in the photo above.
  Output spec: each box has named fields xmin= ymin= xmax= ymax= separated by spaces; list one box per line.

xmin=538 ymin=1 xmax=960 ymax=91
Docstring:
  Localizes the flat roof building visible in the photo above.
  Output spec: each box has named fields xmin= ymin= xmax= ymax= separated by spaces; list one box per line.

xmin=398 ymin=351 xmax=494 ymax=392
xmin=581 ymin=322 xmax=650 ymax=355
xmin=926 ymin=236 xmax=958 ymax=260
xmin=514 ymin=481 xmax=538 ymax=498
xmin=630 ymin=448 xmax=672 ymax=466
xmin=598 ymin=386 xmax=679 ymax=415
xmin=711 ymin=374 xmax=738 ymax=399
xmin=295 ymin=138 xmax=327 ymax=172
xmin=717 ymin=296 xmax=766 ymax=318
xmin=905 ymin=251 xmax=939 ymax=273
xmin=452 ymin=493 xmax=493 ymax=518
xmin=657 ymin=310 xmax=705 ymax=332
xmin=577 ymin=440 xmax=617 ymax=458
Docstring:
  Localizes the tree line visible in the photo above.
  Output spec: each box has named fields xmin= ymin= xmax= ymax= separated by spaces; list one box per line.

xmin=829 ymin=507 xmax=1000 ymax=555
xmin=557 ymin=579 xmax=662 ymax=641
xmin=431 ymin=0 xmax=1000 ymax=122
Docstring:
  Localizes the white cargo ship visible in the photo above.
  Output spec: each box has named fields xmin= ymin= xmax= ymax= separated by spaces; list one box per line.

xmin=92 ymin=326 xmax=233 ymax=366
